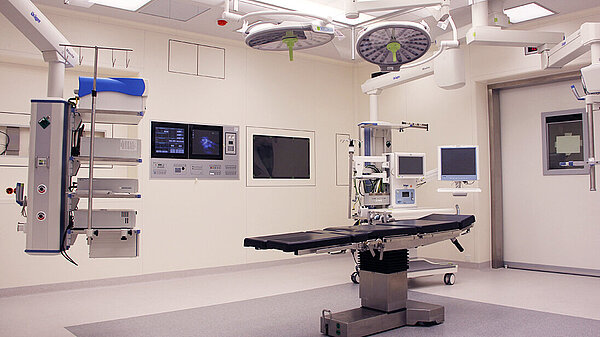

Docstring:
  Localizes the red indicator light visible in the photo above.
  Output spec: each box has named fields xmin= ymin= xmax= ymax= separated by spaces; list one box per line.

xmin=217 ymin=19 xmax=228 ymax=26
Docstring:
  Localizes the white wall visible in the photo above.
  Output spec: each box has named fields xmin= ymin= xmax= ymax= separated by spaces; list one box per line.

xmin=0 ymin=5 xmax=355 ymax=289
xmin=353 ymin=6 xmax=600 ymax=265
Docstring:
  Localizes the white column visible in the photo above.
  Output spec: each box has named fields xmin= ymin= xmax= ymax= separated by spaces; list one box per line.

xmin=471 ymin=0 xmax=489 ymax=28
xmin=369 ymin=94 xmax=379 ymax=122
xmin=47 ymin=60 xmax=65 ymax=98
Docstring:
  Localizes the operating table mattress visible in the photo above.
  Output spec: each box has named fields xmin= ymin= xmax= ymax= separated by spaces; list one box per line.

xmin=244 ymin=214 xmax=475 ymax=252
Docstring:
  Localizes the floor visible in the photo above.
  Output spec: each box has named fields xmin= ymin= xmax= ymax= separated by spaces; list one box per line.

xmin=1 ymin=254 xmax=599 ymax=337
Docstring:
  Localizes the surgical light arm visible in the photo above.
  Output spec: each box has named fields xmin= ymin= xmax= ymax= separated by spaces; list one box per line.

xmin=345 ymin=0 xmax=450 ymax=19
xmin=0 ymin=0 xmax=78 ymax=97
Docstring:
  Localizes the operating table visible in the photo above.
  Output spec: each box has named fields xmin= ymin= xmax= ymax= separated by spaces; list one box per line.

xmin=244 ymin=213 xmax=475 ymax=337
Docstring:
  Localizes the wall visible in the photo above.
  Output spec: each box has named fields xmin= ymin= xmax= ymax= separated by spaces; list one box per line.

xmin=353 ymin=6 xmax=600 ymax=264
xmin=0 ymin=5 xmax=356 ymax=289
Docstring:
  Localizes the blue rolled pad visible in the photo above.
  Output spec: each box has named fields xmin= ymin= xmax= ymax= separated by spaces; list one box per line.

xmin=324 ymin=225 xmax=417 ymax=242
xmin=418 ymin=214 xmax=475 ymax=230
xmin=78 ymin=77 xmax=146 ymax=97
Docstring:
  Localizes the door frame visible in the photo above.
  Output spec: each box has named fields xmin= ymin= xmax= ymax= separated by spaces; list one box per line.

xmin=487 ymin=71 xmax=582 ymax=269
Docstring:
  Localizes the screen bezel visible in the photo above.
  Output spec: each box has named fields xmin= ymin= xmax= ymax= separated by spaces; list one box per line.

xmin=252 ymin=135 xmax=311 ymax=179
xmin=189 ymin=124 xmax=224 ymax=160
xmin=437 ymin=145 xmax=479 ymax=181
xmin=151 ymin=121 xmax=189 ymax=159
xmin=396 ymin=152 xmax=426 ymax=179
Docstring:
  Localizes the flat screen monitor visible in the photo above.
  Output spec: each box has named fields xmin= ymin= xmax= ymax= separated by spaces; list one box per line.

xmin=189 ymin=125 xmax=223 ymax=160
xmin=253 ymin=135 xmax=310 ymax=179
xmin=396 ymin=153 xmax=425 ymax=178
xmin=151 ymin=121 xmax=188 ymax=159
xmin=438 ymin=146 xmax=479 ymax=181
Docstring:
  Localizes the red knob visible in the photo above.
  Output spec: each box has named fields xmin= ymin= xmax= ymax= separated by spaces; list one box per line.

xmin=217 ymin=19 xmax=228 ymax=26
xmin=6 ymin=187 xmax=13 ymax=195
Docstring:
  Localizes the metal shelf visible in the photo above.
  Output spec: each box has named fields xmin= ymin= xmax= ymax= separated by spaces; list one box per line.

xmin=76 ymin=108 xmax=144 ymax=125
xmin=69 ymin=191 xmax=141 ymax=199
xmin=72 ymin=156 xmax=142 ymax=166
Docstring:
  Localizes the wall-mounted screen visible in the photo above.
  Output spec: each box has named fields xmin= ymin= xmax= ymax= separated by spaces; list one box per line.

xmin=396 ymin=153 xmax=425 ymax=178
xmin=438 ymin=146 xmax=479 ymax=181
xmin=189 ymin=125 xmax=223 ymax=160
xmin=151 ymin=121 xmax=188 ymax=159
xmin=253 ymin=135 xmax=310 ymax=179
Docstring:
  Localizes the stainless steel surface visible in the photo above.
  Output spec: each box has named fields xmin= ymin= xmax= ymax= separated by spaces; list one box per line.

xmin=405 ymin=300 xmax=444 ymax=325
xmin=359 ymin=271 xmax=407 ymax=312
xmin=320 ymin=300 xmax=444 ymax=337
xmin=488 ymin=88 xmax=504 ymax=269
xmin=348 ymin=141 xmax=354 ymax=219
xmin=87 ymin=46 xmax=99 ymax=237
xmin=5 ymin=126 xmax=20 ymax=155
xmin=587 ymin=103 xmax=596 ymax=191
xmin=363 ymin=193 xmax=390 ymax=206
xmin=320 ymin=307 xmax=406 ymax=337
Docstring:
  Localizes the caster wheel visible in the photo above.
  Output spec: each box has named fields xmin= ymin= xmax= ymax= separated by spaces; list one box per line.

xmin=351 ymin=271 xmax=360 ymax=284
xmin=444 ymin=273 xmax=455 ymax=285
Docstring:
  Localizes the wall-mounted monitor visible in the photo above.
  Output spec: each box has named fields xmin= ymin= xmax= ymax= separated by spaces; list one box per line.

xmin=246 ymin=127 xmax=315 ymax=187
xmin=253 ymin=135 xmax=310 ymax=179
xmin=395 ymin=153 xmax=426 ymax=178
xmin=151 ymin=121 xmax=188 ymax=159
xmin=150 ymin=121 xmax=238 ymax=180
xmin=438 ymin=145 xmax=479 ymax=181
xmin=189 ymin=124 xmax=223 ymax=160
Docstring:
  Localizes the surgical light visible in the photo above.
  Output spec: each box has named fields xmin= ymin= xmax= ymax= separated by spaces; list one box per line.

xmin=245 ymin=22 xmax=335 ymax=61
xmin=503 ymin=2 xmax=555 ymax=24
xmin=89 ymin=0 xmax=152 ymax=11
xmin=356 ymin=21 xmax=431 ymax=72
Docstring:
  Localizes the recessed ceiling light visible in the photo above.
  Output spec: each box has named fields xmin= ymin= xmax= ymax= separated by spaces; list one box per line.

xmin=247 ymin=0 xmax=374 ymax=25
xmin=90 ymin=0 xmax=152 ymax=11
xmin=503 ymin=2 xmax=556 ymax=24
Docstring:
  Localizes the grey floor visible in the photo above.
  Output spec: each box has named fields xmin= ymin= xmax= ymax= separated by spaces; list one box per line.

xmin=66 ymin=283 xmax=600 ymax=337
xmin=2 ymin=254 xmax=600 ymax=337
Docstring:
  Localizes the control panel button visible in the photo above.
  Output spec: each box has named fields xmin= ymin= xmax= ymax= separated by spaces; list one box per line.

xmin=36 ymin=211 xmax=46 ymax=221
xmin=37 ymin=184 xmax=47 ymax=194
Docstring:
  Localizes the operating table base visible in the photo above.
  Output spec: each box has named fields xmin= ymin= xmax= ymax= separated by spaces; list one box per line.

xmin=320 ymin=300 xmax=444 ymax=337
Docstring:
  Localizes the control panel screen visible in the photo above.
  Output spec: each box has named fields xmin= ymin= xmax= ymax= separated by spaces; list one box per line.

xmin=398 ymin=156 xmax=424 ymax=175
xmin=440 ymin=147 xmax=477 ymax=180
xmin=151 ymin=121 xmax=188 ymax=159
xmin=253 ymin=135 xmax=310 ymax=179
xmin=190 ymin=125 xmax=223 ymax=160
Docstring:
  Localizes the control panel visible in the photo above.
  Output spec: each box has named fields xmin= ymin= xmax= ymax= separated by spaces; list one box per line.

xmin=150 ymin=121 xmax=239 ymax=180
xmin=395 ymin=188 xmax=415 ymax=205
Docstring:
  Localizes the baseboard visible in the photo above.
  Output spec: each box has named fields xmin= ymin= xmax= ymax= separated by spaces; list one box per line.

xmin=0 ymin=254 xmax=344 ymax=298
xmin=505 ymin=261 xmax=600 ymax=278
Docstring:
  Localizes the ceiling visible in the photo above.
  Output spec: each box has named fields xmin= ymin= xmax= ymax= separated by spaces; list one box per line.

xmin=32 ymin=0 xmax=600 ymax=63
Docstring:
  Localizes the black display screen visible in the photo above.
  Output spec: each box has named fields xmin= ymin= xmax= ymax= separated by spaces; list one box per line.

xmin=151 ymin=121 xmax=188 ymax=159
xmin=189 ymin=125 xmax=223 ymax=160
xmin=253 ymin=135 xmax=310 ymax=179
xmin=398 ymin=156 xmax=424 ymax=175
xmin=441 ymin=148 xmax=477 ymax=176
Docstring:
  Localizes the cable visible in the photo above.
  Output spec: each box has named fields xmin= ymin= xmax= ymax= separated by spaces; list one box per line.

xmin=0 ymin=129 xmax=10 ymax=156
xmin=60 ymin=216 xmax=78 ymax=266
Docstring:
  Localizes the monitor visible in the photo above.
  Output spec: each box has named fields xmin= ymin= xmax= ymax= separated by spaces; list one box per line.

xmin=151 ymin=121 xmax=188 ymax=159
xmin=189 ymin=124 xmax=223 ymax=160
xmin=438 ymin=145 xmax=479 ymax=181
xmin=396 ymin=153 xmax=425 ymax=178
xmin=253 ymin=135 xmax=310 ymax=179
